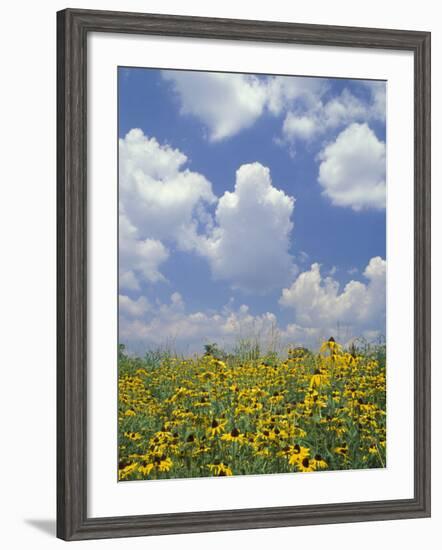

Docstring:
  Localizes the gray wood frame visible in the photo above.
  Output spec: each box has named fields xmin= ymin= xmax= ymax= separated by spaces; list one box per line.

xmin=57 ymin=8 xmax=431 ymax=541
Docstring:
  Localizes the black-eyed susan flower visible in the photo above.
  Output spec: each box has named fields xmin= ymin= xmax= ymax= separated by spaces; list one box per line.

xmin=334 ymin=444 xmax=349 ymax=457
xmin=153 ymin=454 xmax=173 ymax=472
xmin=207 ymin=461 xmax=233 ymax=476
xmin=309 ymin=369 xmax=323 ymax=389
xmin=297 ymin=457 xmax=315 ymax=473
xmin=118 ymin=461 xmax=138 ymax=480
xmin=288 ymin=444 xmax=310 ymax=465
xmin=124 ymin=431 xmax=142 ymax=441
xmin=311 ymin=454 xmax=328 ymax=469
xmin=138 ymin=461 xmax=154 ymax=476
xmin=207 ymin=418 xmax=226 ymax=437
xmin=320 ymin=336 xmax=342 ymax=356
xmin=368 ymin=443 xmax=378 ymax=455
xmin=221 ymin=427 xmax=244 ymax=443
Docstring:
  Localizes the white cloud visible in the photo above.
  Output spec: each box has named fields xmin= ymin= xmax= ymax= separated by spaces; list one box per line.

xmin=119 ymin=294 xmax=150 ymax=318
xmin=161 ymin=71 xmax=387 ymax=187
xmin=279 ymin=256 xmax=386 ymax=337
xmin=283 ymin=113 xmax=318 ymax=140
xmin=119 ymin=293 xmax=280 ymax=353
xmin=119 ymin=212 xmax=170 ymax=289
xmin=162 ymin=70 xmax=386 ymax=156
xmin=119 ymin=258 xmax=386 ymax=353
xmin=318 ymin=123 xmax=386 ymax=210
xmin=119 ymin=129 xmax=216 ymax=288
xmin=324 ymin=88 xmax=378 ymax=128
xmin=119 ymin=132 xmax=296 ymax=294
xmin=163 ymin=71 xmax=327 ymax=142
xmin=281 ymin=85 xmax=386 ymax=145
xmin=119 ymin=129 xmax=216 ymax=244
xmin=163 ymin=71 xmax=268 ymax=142
xmin=363 ymin=80 xmax=386 ymax=120
xmin=120 ymin=131 xmax=296 ymax=293
xmin=280 ymin=323 xmax=323 ymax=348
xmin=195 ymin=162 xmax=296 ymax=293
xmin=265 ymin=76 xmax=326 ymax=116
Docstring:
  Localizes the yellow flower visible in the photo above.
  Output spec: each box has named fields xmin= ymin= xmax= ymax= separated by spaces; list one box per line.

xmin=137 ymin=454 xmax=173 ymax=476
xmin=118 ymin=461 xmax=138 ymax=480
xmin=309 ymin=370 xmax=323 ymax=389
xmin=297 ymin=457 xmax=316 ymax=473
xmin=124 ymin=431 xmax=142 ymax=441
xmin=311 ymin=454 xmax=328 ymax=470
xmin=207 ymin=418 xmax=226 ymax=437
xmin=198 ymin=371 xmax=215 ymax=382
xmin=288 ymin=444 xmax=310 ymax=465
xmin=138 ymin=462 xmax=154 ymax=476
xmin=334 ymin=444 xmax=349 ymax=457
xmin=221 ymin=427 xmax=244 ymax=443
xmin=319 ymin=337 xmax=342 ymax=356
xmin=155 ymin=455 xmax=173 ymax=472
xmin=207 ymin=462 xmax=233 ymax=476
xmin=124 ymin=409 xmax=136 ymax=417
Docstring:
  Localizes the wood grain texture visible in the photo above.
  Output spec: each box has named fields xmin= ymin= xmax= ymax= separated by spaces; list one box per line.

xmin=56 ymin=8 xmax=431 ymax=541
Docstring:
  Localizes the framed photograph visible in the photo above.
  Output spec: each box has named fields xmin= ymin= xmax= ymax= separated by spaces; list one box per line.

xmin=57 ymin=8 xmax=431 ymax=541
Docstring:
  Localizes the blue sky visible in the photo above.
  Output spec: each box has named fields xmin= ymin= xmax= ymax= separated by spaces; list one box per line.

xmin=118 ymin=67 xmax=386 ymax=354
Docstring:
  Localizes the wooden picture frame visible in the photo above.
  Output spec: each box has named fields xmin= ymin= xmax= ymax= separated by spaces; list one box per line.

xmin=57 ymin=8 xmax=431 ymax=541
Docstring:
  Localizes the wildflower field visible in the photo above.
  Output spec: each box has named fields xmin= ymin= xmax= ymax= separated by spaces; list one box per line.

xmin=118 ymin=339 xmax=386 ymax=481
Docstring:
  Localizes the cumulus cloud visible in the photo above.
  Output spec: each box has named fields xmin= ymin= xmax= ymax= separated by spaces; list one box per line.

xmin=318 ymin=123 xmax=386 ymax=210
xmin=119 ymin=212 xmax=170 ymax=289
xmin=163 ymin=71 xmax=328 ymax=142
xmin=281 ymin=84 xmax=386 ymax=145
xmin=119 ymin=129 xmax=216 ymax=244
xmin=120 ymin=129 xmax=297 ymax=293
xmin=119 ymin=294 xmax=150 ymax=317
xmin=283 ymin=114 xmax=318 ymax=141
xmin=119 ymin=293 xmax=280 ymax=353
xmin=195 ymin=162 xmax=296 ymax=293
xmin=163 ymin=71 xmax=268 ymax=142
xmin=265 ymin=76 xmax=326 ymax=116
xmin=280 ymin=323 xmax=324 ymax=348
xmin=119 ymin=129 xmax=216 ymax=288
xmin=119 ymin=131 xmax=296 ymax=293
xmin=279 ymin=256 xmax=386 ymax=339
xmin=119 ymin=257 xmax=386 ymax=353
xmin=363 ymin=80 xmax=386 ymax=120
xmin=162 ymin=69 xmax=385 ymax=149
